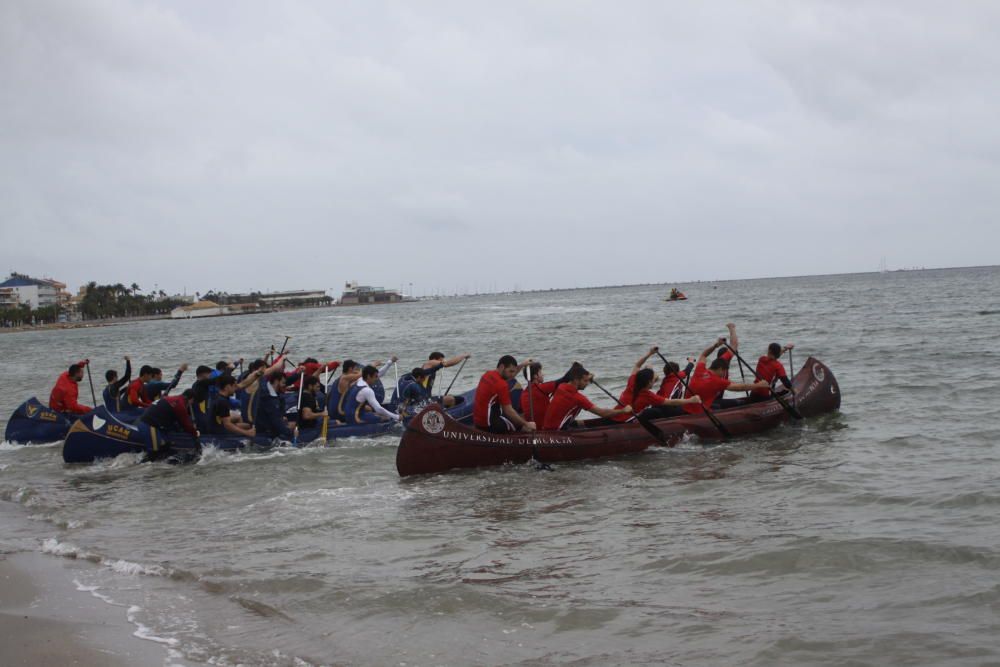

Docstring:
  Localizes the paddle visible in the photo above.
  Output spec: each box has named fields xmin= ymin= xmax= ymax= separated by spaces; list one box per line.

xmin=654 ymin=349 xmax=730 ymax=439
xmin=277 ymin=335 xmax=291 ymax=357
xmin=319 ymin=364 xmax=341 ymax=442
xmin=525 ymin=363 xmax=535 ymax=422
xmin=441 ymin=357 xmax=467 ymax=400
xmin=84 ymin=359 xmax=97 ymax=407
xmin=788 ymin=348 xmax=797 ymax=409
xmin=721 ymin=342 xmax=802 ymax=420
xmin=293 ymin=387 xmax=305 ymax=447
xmin=392 ymin=361 xmax=400 ymax=404
xmin=590 ymin=377 xmax=667 ymax=445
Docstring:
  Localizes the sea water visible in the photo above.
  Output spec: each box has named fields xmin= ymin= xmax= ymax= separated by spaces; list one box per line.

xmin=2 ymin=267 xmax=999 ymax=666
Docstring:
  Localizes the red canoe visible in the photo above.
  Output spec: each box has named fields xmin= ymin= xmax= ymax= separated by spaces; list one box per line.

xmin=396 ymin=357 xmax=840 ymax=477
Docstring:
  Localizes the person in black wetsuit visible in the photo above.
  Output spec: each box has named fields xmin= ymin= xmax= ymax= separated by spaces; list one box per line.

xmin=103 ymin=356 xmax=131 ymax=413
xmin=210 ymin=376 xmax=256 ymax=436
xmin=296 ymin=376 xmax=327 ymax=428
xmin=254 ymin=370 xmax=296 ymax=440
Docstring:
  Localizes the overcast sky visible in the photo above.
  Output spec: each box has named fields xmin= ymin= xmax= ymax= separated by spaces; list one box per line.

xmin=1 ymin=1 xmax=998 ymax=296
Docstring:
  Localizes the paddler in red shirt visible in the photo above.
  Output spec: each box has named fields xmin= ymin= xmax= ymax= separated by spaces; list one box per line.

xmin=474 ymin=355 xmax=536 ymax=433
xmin=49 ymin=360 xmax=92 ymax=414
xmin=629 ymin=368 xmax=703 ymax=419
xmin=543 ymin=365 xmax=633 ymax=430
xmin=658 ymin=358 xmax=695 ymax=400
xmin=752 ymin=342 xmax=795 ymax=400
xmin=684 ymin=338 xmax=767 ymax=414
xmin=715 ymin=322 xmax=739 ymax=379
xmin=127 ymin=365 xmax=156 ymax=408
xmin=520 ymin=362 xmax=559 ymax=426
xmin=613 ymin=346 xmax=661 ymax=422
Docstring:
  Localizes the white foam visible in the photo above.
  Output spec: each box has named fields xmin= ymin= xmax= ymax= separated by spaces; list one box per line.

xmin=126 ymin=605 xmax=180 ymax=647
xmin=41 ymin=538 xmax=171 ymax=578
xmin=105 ymin=558 xmax=169 ymax=577
xmin=72 ymin=578 xmax=123 ymax=606
xmin=41 ymin=537 xmax=96 ymax=560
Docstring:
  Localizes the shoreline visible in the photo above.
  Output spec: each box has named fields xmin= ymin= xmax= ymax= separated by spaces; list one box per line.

xmin=2 ymin=264 xmax=995 ymax=336
xmin=0 ymin=551 xmax=169 ymax=666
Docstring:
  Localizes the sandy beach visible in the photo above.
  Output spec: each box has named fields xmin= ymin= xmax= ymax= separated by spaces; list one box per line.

xmin=0 ymin=552 xmax=167 ymax=667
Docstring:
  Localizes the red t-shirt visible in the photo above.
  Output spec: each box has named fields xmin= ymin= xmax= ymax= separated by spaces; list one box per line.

xmin=128 ymin=377 xmax=151 ymax=407
xmin=658 ymin=371 xmax=687 ymax=399
xmin=543 ymin=383 xmax=596 ymax=430
xmin=633 ymin=389 xmax=667 ymax=414
xmin=612 ymin=373 xmax=639 ymax=422
xmin=719 ymin=349 xmax=734 ymax=379
xmin=618 ymin=373 xmax=637 ymax=409
xmin=684 ymin=362 xmax=730 ymax=414
xmin=753 ymin=356 xmax=787 ymax=397
xmin=473 ymin=370 xmax=512 ymax=428
xmin=520 ymin=380 xmax=557 ymax=425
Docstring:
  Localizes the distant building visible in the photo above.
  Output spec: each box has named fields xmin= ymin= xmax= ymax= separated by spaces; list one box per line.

xmin=222 ymin=289 xmax=331 ymax=309
xmin=339 ymin=281 xmax=404 ymax=305
xmin=0 ymin=287 xmax=18 ymax=309
xmin=171 ymin=300 xmax=225 ymax=319
xmin=170 ymin=300 xmax=262 ymax=319
xmin=0 ymin=273 xmax=71 ymax=310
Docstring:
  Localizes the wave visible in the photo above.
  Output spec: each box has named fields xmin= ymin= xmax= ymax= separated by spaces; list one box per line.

xmin=126 ymin=605 xmax=181 ymax=647
xmin=41 ymin=537 xmax=179 ymax=579
xmin=72 ymin=578 xmax=124 ymax=606
xmin=0 ymin=440 xmax=61 ymax=450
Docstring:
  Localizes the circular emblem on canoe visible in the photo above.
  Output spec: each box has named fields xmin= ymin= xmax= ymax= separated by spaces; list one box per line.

xmin=422 ymin=410 xmax=445 ymax=434
xmin=813 ymin=363 xmax=826 ymax=383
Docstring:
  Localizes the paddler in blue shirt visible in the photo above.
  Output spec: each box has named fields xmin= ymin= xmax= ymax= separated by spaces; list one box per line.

xmin=145 ymin=363 xmax=188 ymax=402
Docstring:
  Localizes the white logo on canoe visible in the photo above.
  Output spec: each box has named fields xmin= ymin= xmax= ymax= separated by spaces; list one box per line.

xmin=422 ymin=411 xmax=445 ymax=434
xmin=92 ymin=415 xmax=106 ymax=431
xmin=812 ymin=364 xmax=826 ymax=383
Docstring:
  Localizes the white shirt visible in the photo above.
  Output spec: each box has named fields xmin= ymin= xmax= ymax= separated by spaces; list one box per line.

xmin=355 ymin=378 xmax=400 ymax=421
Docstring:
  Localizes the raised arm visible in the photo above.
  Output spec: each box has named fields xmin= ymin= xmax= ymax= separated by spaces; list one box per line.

xmin=236 ymin=367 xmax=265 ymax=390
xmin=726 ymin=323 xmax=738 ymax=352
xmin=166 ymin=363 xmax=188 ymax=394
xmin=264 ymin=353 xmax=288 ymax=376
xmin=376 ymin=356 xmax=398 ymax=377
xmin=698 ymin=338 xmax=725 ymax=365
xmin=112 ymin=356 xmax=132 ymax=392
xmin=632 ymin=346 xmax=659 ymax=375
xmin=442 ymin=353 xmax=471 ymax=368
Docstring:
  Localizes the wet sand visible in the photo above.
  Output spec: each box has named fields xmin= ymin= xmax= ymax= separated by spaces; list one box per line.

xmin=0 ymin=552 xmax=166 ymax=667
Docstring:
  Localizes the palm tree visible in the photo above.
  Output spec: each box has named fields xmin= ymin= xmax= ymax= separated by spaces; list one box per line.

xmin=130 ymin=282 xmax=140 ymax=295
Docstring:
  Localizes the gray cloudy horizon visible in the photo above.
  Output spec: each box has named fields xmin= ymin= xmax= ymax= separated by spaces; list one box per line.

xmin=1 ymin=1 xmax=998 ymax=297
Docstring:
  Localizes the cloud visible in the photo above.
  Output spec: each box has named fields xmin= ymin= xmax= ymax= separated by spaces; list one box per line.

xmin=1 ymin=0 xmax=997 ymax=294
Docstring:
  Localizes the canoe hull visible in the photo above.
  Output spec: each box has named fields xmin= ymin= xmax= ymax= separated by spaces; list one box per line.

xmin=4 ymin=398 xmax=75 ymax=444
xmin=396 ymin=357 xmax=840 ymax=476
xmin=60 ymin=388 xmax=476 ymax=463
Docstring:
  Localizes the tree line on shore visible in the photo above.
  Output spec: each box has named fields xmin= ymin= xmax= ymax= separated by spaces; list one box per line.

xmin=0 ymin=282 xmax=190 ymax=327
xmin=77 ymin=282 xmax=189 ymax=319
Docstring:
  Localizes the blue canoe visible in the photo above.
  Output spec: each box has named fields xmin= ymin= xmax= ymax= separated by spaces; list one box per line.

xmin=61 ymin=407 xmax=394 ymax=463
xmin=5 ymin=398 xmax=82 ymax=444
xmin=4 ymin=396 xmax=144 ymax=445
xmin=61 ymin=388 xmax=477 ymax=464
